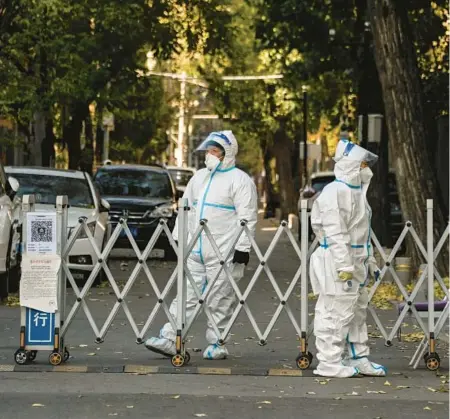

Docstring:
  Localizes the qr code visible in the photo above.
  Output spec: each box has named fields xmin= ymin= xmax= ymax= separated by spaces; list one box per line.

xmin=31 ymin=221 xmax=53 ymax=242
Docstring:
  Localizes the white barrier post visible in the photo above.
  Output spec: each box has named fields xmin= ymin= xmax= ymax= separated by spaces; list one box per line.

xmin=296 ymin=199 xmax=313 ymax=369
xmin=56 ymin=195 xmax=69 ymax=356
xmin=174 ymin=197 xmax=188 ymax=366
xmin=426 ymin=199 xmax=436 ymax=357
xmin=16 ymin=195 xmax=35 ymax=361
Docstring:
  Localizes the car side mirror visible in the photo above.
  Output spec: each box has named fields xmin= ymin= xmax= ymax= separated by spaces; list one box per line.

xmin=7 ymin=176 xmax=19 ymax=198
xmin=100 ymin=198 xmax=110 ymax=212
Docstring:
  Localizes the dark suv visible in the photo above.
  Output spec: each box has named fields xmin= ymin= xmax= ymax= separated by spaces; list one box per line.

xmin=94 ymin=165 xmax=178 ymax=260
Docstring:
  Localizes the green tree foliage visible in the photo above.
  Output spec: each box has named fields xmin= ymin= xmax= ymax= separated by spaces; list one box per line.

xmin=0 ymin=0 xmax=234 ymax=169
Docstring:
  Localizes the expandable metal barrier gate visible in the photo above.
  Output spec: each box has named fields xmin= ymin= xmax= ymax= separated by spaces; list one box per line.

xmin=14 ymin=195 xmax=449 ymax=371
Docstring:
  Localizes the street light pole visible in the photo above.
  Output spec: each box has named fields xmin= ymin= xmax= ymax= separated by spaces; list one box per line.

xmin=176 ymin=72 xmax=186 ymax=167
xmin=145 ymin=64 xmax=284 ymax=167
xmin=302 ymin=85 xmax=309 ymax=187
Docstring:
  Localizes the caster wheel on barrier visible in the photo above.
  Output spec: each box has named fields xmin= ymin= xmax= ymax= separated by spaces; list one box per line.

xmin=63 ymin=348 xmax=70 ymax=363
xmin=424 ymin=353 xmax=440 ymax=371
xmin=28 ymin=350 xmax=37 ymax=361
xmin=184 ymin=351 xmax=191 ymax=365
xmin=296 ymin=352 xmax=313 ymax=370
xmin=171 ymin=354 xmax=185 ymax=368
xmin=49 ymin=352 xmax=63 ymax=366
xmin=14 ymin=349 xmax=29 ymax=365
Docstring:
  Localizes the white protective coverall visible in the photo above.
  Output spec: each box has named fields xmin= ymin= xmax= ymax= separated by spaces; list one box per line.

xmin=145 ymin=131 xmax=258 ymax=360
xmin=309 ymin=139 xmax=387 ymax=378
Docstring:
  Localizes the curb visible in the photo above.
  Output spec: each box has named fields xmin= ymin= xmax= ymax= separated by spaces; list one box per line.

xmin=1 ymin=364 xmax=306 ymax=377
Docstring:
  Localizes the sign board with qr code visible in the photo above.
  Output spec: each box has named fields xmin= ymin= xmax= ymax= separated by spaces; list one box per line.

xmin=26 ymin=212 xmax=57 ymax=255
xmin=20 ymin=254 xmax=60 ymax=312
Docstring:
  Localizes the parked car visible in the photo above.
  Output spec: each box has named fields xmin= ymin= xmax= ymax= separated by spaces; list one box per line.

xmin=166 ymin=165 xmax=196 ymax=195
xmin=93 ymin=164 xmax=178 ymax=260
xmin=297 ymin=171 xmax=335 ymax=241
xmin=388 ymin=169 xmax=403 ymax=245
xmin=5 ymin=167 xmax=110 ymax=283
xmin=0 ymin=164 xmax=20 ymax=299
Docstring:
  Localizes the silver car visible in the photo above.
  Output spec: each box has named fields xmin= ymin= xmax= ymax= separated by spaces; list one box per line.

xmin=297 ymin=171 xmax=335 ymax=241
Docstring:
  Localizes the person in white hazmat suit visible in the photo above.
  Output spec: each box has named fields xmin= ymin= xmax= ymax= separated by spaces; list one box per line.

xmin=309 ymin=138 xmax=387 ymax=378
xmin=145 ymin=130 xmax=258 ymax=360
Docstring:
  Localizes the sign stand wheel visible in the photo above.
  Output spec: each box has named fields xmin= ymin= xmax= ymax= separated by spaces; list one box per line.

xmin=49 ymin=352 xmax=62 ymax=366
xmin=296 ymin=351 xmax=313 ymax=370
xmin=63 ymin=347 xmax=70 ymax=362
xmin=14 ymin=349 xmax=29 ymax=365
xmin=28 ymin=350 xmax=38 ymax=361
xmin=424 ymin=352 xmax=440 ymax=371
xmin=171 ymin=354 xmax=186 ymax=367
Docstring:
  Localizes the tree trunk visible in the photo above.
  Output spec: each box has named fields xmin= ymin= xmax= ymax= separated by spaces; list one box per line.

xmin=368 ymin=0 xmax=448 ymax=274
xmin=353 ymin=0 xmax=391 ymax=248
xmin=80 ymin=106 xmax=94 ymax=175
xmin=273 ymin=124 xmax=297 ymax=220
xmin=63 ymin=102 xmax=86 ymax=170
xmin=95 ymin=106 xmax=104 ymax=166
xmin=261 ymin=139 xmax=277 ymax=219
xmin=31 ymin=111 xmax=45 ymax=166
xmin=42 ymin=118 xmax=56 ymax=167
xmin=366 ymin=124 xmax=392 ymax=248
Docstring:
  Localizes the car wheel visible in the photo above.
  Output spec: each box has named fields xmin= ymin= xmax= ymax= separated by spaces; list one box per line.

xmin=0 ymin=272 xmax=7 ymax=301
xmin=1 ymin=225 xmax=21 ymax=299
xmin=164 ymin=241 xmax=178 ymax=261
xmin=7 ymin=263 xmax=20 ymax=294
xmin=95 ymin=234 xmax=109 ymax=286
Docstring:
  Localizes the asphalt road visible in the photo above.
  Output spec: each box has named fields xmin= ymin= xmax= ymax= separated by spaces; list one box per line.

xmin=0 ymin=373 xmax=448 ymax=419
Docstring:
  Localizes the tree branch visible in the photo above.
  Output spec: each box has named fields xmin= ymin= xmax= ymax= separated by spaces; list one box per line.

xmin=0 ymin=49 xmax=32 ymax=75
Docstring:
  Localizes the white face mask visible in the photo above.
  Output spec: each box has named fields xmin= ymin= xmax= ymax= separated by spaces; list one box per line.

xmin=360 ymin=166 xmax=373 ymax=184
xmin=205 ymin=153 xmax=221 ymax=171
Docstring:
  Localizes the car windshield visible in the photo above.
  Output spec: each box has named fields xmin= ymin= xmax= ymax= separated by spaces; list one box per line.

xmin=11 ymin=173 xmax=95 ymax=208
xmin=312 ymin=176 xmax=335 ymax=192
xmin=95 ymin=169 xmax=173 ymax=198
xmin=168 ymin=169 xmax=194 ymax=187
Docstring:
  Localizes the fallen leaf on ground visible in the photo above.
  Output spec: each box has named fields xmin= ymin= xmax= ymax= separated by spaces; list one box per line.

xmin=384 ymin=381 xmax=391 ymax=386
xmin=346 ymin=392 xmax=360 ymax=396
xmin=257 ymin=401 xmax=271 ymax=404
xmin=171 ymin=395 xmax=180 ymax=399
xmin=32 ymin=404 xmax=45 ymax=407
xmin=423 ymin=406 xmax=432 ymax=411
xmin=4 ymin=295 xmax=20 ymax=307
xmin=126 ymin=406 xmax=134 ymax=409
xmin=194 ymin=414 xmax=207 ymax=417
xmin=307 ymin=392 xmax=316 ymax=395
xmin=401 ymin=332 xmax=425 ymax=342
